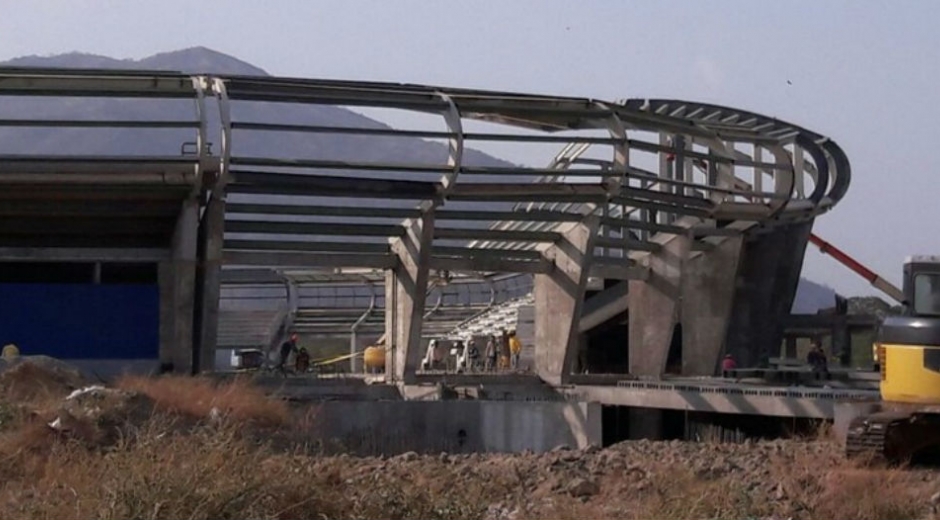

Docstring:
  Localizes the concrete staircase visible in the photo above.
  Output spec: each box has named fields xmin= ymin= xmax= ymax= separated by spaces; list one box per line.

xmin=422 ymin=304 xmax=492 ymax=338
xmin=445 ymin=293 xmax=535 ymax=342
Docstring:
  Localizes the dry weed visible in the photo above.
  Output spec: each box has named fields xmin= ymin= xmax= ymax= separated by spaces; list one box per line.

xmin=0 ymin=416 xmax=485 ymax=520
xmin=116 ymin=374 xmax=289 ymax=427
xmin=767 ymin=446 xmax=932 ymax=520
xmin=808 ymin=467 xmax=927 ymax=520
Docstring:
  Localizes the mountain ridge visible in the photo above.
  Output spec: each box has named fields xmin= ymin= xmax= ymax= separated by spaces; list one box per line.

xmin=3 ymin=46 xmax=267 ymax=75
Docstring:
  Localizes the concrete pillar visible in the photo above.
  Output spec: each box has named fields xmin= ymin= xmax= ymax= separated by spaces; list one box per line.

xmin=534 ymin=216 xmax=600 ymax=385
xmin=193 ymin=195 xmax=224 ymax=373
xmin=785 ymin=336 xmax=797 ymax=359
xmin=628 ymin=233 xmax=691 ymax=377
xmin=158 ymin=198 xmax=199 ymax=374
xmin=681 ymin=235 xmax=744 ymax=376
xmin=350 ymin=330 xmax=361 ymax=374
xmin=385 ymin=212 xmax=434 ymax=384
xmin=833 ymin=318 xmax=851 ymax=367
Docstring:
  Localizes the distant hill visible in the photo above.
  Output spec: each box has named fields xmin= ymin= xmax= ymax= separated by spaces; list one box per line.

xmin=1 ymin=47 xmax=837 ymax=309
xmin=791 ymin=278 xmax=837 ymax=313
xmin=0 ymin=47 xmax=510 ymax=169
xmin=3 ymin=46 xmax=266 ymax=75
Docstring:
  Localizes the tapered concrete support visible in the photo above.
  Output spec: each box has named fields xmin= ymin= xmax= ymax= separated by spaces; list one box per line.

xmin=193 ymin=195 xmax=224 ymax=373
xmin=628 ymin=233 xmax=691 ymax=376
xmin=681 ymin=235 xmax=744 ymax=376
xmin=725 ymin=221 xmax=813 ymax=367
xmin=534 ymin=216 xmax=600 ymax=385
xmin=158 ymin=198 xmax=199 ymax=374
xmin=385 ymin=212 xmax=434 ymax=384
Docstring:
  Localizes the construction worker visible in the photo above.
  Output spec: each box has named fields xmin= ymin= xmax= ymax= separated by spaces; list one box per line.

xmin=467 ymin=339 xmax=480 ymax=372
xmin=721 ymin=354 xmax=737 ymax=377
xmin=509 ymin=330 xmax=522 ymax=371
xmin=484 ymin=337 xmax=497 ymax=372
xmin=278 ymin=332 xmax=299 ymax=374
xmin=808 ymin=339 xmax=829 ymax=378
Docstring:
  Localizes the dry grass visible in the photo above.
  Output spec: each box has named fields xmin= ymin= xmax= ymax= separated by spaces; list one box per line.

xmin=0 ymin=418 xmax=489 ymax=520
xmin=764 ymin=449 xmax=931 ymax=520
xmin=0 ymin=365 xmax=933 ymax=520
xmin=0 ymin=414 xmax=932 ymax=520
xmin=116 ymin=374 xmax=290 ymax=428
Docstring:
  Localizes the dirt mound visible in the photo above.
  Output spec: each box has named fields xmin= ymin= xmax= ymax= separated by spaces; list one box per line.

xmin=0 ymin=357 xmax=90 ymax=402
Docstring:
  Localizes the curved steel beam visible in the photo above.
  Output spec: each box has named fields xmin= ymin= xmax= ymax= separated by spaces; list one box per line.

xmin=210 ymin=77 xmax=233 ymax=194
xmin=437 ymin=91 xmax=464 ymax=197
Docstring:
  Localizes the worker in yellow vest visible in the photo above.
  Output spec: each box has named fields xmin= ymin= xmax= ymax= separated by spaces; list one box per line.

xmin=508 ymin=331 xmax=522 ymax=371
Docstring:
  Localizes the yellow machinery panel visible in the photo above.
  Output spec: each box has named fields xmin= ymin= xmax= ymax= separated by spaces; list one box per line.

xmin=881 ymin=343 xmax=940 ymax=404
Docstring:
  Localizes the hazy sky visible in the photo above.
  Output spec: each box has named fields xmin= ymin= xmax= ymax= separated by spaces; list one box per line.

xmin=1 ymin=0 xmax=937 ymax=298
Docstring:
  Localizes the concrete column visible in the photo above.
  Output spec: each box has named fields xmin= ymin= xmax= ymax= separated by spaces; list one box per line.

xmin=833 ymin=318 xmax=851 ymax=367
xmin=158 ymin=198 xmax=199 ymax=374
xmin=385 ymin=212 xmax=434 ymax=384
xmin=534 ymin=216 xmax=600 ymax=385
xmin=681 ymin=235 xmax=744 ymax=376
xmin=193 ymin=195 xmax=224 ymax=373
xmin=157 ymin=261 xmax=175 ymax=370
xmin=349 ymin=331 xmax=360 ymax=374
xmin=628 ymin=233 xmax=691 ymax=377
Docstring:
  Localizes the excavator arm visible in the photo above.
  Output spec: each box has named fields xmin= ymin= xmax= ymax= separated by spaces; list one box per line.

xmin=808 ymin=233 xmax=905 ymax=305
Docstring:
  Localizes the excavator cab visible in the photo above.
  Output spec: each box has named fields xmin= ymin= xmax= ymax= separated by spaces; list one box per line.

xmin=905 ymin=257 xmax=940 ymax=317
xmin=846 ymin=256 xmax=940 ymax=462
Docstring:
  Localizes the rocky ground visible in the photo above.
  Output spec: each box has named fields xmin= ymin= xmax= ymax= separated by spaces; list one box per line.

xmin=312 ymin=439 xmax=938 ymax=520
xmin=0 ymin=357 xmax=936 ymax=519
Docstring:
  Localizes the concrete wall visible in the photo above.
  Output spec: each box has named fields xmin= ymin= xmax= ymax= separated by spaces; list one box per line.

xmin=309 ymin=400 xmax=601 ymax=456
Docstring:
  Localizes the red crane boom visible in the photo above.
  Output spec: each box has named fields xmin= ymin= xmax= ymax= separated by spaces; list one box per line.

xmin=808 ymin=233 xmax=905 ymax=304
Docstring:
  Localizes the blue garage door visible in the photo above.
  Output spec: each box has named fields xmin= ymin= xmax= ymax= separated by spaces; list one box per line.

xmin=0 ymin=283 xmax=159 ymax=360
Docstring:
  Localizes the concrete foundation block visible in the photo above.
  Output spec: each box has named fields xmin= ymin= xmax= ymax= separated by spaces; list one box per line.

xmin=832 ymin=401 xmax=882 ymax=445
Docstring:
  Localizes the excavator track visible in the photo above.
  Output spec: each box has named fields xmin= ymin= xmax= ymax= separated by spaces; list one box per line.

xmin=844 ymin=411 xmax=912 ymax=464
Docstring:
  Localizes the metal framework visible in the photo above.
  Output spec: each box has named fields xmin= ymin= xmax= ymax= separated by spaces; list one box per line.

xmin=0 ymin=68 xmax=850 ymax=367
xmin=0 ymin=68 xmax=848 ymax=270
xmin=215 ymin=82 xmax=848 ymax=276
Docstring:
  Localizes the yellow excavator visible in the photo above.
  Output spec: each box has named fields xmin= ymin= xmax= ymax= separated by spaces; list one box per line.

xmin=806 ymin=237 xmax=940 ymax=461
xmin=841 ymin=255 xmax=940 ymax=462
